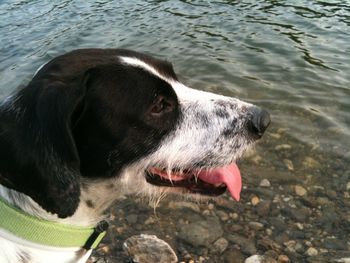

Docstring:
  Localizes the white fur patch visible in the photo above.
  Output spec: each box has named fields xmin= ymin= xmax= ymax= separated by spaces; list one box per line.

xmin=119 ymin=56 xmax=255 ymax=171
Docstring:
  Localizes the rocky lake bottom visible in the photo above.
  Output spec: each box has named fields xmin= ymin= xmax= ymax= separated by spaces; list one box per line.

xmin=89 ymin=126 xmax=350 ymax=263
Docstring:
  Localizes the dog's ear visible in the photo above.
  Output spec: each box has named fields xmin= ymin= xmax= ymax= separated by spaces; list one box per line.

xmin=0 ymin=70 xmax=91 ymax=218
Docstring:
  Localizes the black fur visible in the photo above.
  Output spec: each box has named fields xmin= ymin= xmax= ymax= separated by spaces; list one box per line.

xmin=0 ymin=49 xmax=180 ymax=218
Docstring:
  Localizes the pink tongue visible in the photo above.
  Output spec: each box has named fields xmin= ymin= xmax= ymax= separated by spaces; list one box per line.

xmin=198 ymin=163 xmax=242 ymax=201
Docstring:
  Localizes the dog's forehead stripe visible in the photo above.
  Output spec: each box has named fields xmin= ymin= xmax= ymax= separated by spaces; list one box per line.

xmin=119 ymin=56 xmax=173 ymax=85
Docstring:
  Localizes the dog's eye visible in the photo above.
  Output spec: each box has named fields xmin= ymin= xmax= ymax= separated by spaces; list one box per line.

xmin=150 ymin=95 xmax=174 ymax=116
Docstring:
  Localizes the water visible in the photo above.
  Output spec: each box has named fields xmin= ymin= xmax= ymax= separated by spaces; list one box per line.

xmin=1 ymin=1 xmax=350 ymax=262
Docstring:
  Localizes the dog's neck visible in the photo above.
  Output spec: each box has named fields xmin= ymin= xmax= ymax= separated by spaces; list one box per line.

xmin=0 ymin=178 xmax=122 ymax=227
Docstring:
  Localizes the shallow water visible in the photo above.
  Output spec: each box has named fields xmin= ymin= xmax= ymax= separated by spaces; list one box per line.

xmin=1 ymin=1 xmax=350 ymax=262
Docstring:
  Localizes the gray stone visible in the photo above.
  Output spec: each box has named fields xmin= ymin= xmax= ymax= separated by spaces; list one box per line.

xmin=123 ymin=234 xmax=178 ymax=263
xmin=244 ymin=255 xmax=277 ymax=263
xmin=323 ymin=238 xmax=348 ymax=250
xmin=335 ymin=258 xmax=350 ymax=263
xmin=256 ymin=201 xmax=271 ymax=217
xmin=212 ymin=237 xmax=229 ymax=254
xmin=281 ymin=206 xmax=310 ymax=222
xmin=178 ymin=217 xmax=223 ymax=247
xmin=303 ymin=157 xmax=320 ymax=168
xmin=294 ymin=185 xmax=307 ymax=196
xmin=268 ymin=218 xmax=287 ymax=233
xmin=227 ymin=234 xmax=257 ymax=255
xmin=248 ymin=221 xmax=264 ymax=231
xmin=257 ymin=238 xmax=281 ymax=253
xmin=305 ymin=247 xmax=318 ymax=256
xmin=224 ymin=248 xmax=245 ymax=263
xmin=259 ymin=179 xmax=271 ymax=187
xmin=125 ymin=214 xmax=138 ymax=224
xmin=245 ymin=255 xmax=264 ymax=263
xmin=168 ymin=201 xmax=201 ymax=212
xmin=216 ymin=210 xmax=230 ymax=221
xmin=275 ymin=144 xmax=292 ymax=151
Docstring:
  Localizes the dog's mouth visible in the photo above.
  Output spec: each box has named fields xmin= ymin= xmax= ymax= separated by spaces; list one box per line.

xmin=145 ymin=163 xmax=242 ymax=200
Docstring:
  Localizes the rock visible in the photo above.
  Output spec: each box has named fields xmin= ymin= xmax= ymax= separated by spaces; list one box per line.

xmin=303 ymin=157 xmax=320 ymax=169
xmin=246 ymin=188 xmax=276 ymax=198
xmin=251 ymin=155 xmax=263 ymax=164
xmin=268 ymin=218 xmax=287 ymax=233
xmin=212 ymin=237 xmax=229 ymax=254
xmin=249 ymin=221 xmax=264 ymax=231
xmin=346 ymin=182 xmax=350 ymax=191
xmin=216 ymin=210 xmax=230 ymax=221
xmin=269 ymin=133 xmax=281 ymax=139
xmin=245 ymin=255 xmax=277 ymax=263
xmin=251 ymin=196 xmax=260 ymax=206
xmin=283 ymin=159 xmax=294 ymax=171
xmin=208 ymin=203 xmax=215 ymax=210
xmin=245 ymin=255 xmax=264 ymax=263
xmin=227 ymin=234 xmax=257 ymax=255
xmin=256 ymin=201 xmax=271 ymax=217
xmin=289 ymin=230 xmax=305 ymax=239
xmin=305 ymin=247 xmax=318 ymax=257
xmin=266 ymin=229 xmax=273 ymax=236
xmin=277 ymin=255 xmax=289 ymax=263
xmin=257 ymin=238 xmax=282 ymax=253
xmin=317 ymin=197 xmax=332 ymax=205
xmin=178 ymin=217 xmax=223 ymax=247
xmin=224 ymin=248 xmax=245 ymax=263
xmin=284 ymin=240 xmax=297 ymax=253
xmin=145 ymin=216 xmax=156 ymax=225
xmin=294 ymin=185 xmax=307 ymax=196
xmin=326 ymin=189 xmax=337 ymax=199
xmin=125 ymin=214 xmax=138 ymax=224
xmin=264 ymin=250 xmax=278 ymax=259
xmin=299 ymin=196 xmax=318 ymax=208
xmin=336 ymin=258 xmax=350 ymax=263
xmin=260 ymin=179 xmax=271 ymax=187
xmin=295 ymin=223 xmax=303 ymax=230
xmin=168 ymin=201 xmax=200 ymax=212
xmin=123 ymin=234 xmax=178 ymax=263
xmin=281 ymin=206 xmax=310 ymax=222
xmin=231 ymin=212 xmax=239 ymax=220
xmin=277 ymin=128 xmax=288 ymax=134
xmin=323 ymin=237 xmax=348 ymax=250
xmin=275 ymin=144 xmax=292 ymax=151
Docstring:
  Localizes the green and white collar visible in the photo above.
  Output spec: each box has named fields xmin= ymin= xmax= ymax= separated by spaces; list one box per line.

xmin=0 ymin=197 xmax=108 ymax=250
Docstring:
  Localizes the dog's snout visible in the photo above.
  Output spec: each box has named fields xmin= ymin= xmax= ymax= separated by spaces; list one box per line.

xmin=248 ymin=108 xmax=271 ymax=139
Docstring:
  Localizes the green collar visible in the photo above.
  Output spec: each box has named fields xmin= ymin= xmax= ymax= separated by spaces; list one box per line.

xmin=0 ymin=197 xmax=108 ymax=249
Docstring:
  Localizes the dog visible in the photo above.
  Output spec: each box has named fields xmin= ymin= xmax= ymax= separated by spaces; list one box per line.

xmin=0 ymin=49 xmax=270 ymax=263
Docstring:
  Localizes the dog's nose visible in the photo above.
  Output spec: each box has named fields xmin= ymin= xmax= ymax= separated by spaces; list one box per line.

xmin=248 ymin=108 xmax=271 ymax=139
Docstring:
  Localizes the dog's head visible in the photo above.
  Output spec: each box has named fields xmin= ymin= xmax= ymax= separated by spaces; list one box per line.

xmin=0 ymin=49 xmax=270 ymax=218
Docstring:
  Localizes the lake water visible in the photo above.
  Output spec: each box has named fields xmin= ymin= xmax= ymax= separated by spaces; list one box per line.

xmin=1 ymin=1 xmax=349 ymax=262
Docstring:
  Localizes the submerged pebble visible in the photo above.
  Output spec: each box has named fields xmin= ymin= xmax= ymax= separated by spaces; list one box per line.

xmin=277 ymin=255 xmax=289 ymax=263
xmin=302 ymin=157 xmax=320 ymax=168
xmin=178 ymin=217 xmax=223 ymax=247
xmin=123 ymin=234 xmax=178 ymax=263
xmin=251 ymin=196 xmax=260 ymax=206
xmin=305 ymin=247 xmax=318 ymax=257
xmin=294 ymin=185 xmax=307 ymax=196
xmin=260 ymin=179 xmax=271 ymax=187
xmin=212 ymin=237 xmax=229 ymax=254
xmin=245 ymin=255 xmax=277 ymax=263
xmin=283 ymin=159 xmax=294 ymax=171
xmin=275 ymin=144 xmax=292 ymax=151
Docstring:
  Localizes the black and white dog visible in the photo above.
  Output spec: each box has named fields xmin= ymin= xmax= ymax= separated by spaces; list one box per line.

xmin=0 ymin=49 xmax=270 ymax=263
